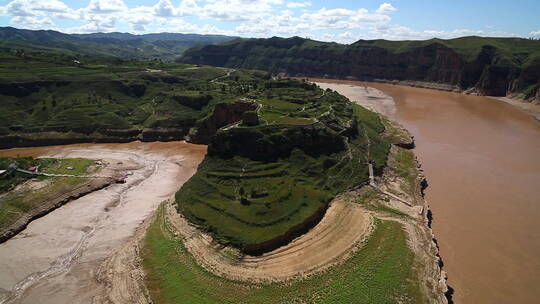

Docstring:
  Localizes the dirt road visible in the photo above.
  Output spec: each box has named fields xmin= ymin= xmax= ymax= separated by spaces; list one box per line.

xmin=166 ymin=198 xmax=373 ymax=283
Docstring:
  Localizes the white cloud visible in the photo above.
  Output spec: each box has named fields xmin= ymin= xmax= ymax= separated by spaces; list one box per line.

xmin=156 ymin=18 xmax=232 ymax=35
xmin=0 ymin=0 xmax=526 ymax=41
xmin=84 ymin=0 xmax=127 ymax=14
xmin=2 ymin=0 xmax=74 ymax=17
xmin=10 ymin=15 xmax=54 ymax=30
xmin=376 ymin=3 xmax=396 ymax=14
xmin=286 ymin=1 xmax=311 ymax=8
xmin=370 ymin=24 xmax=519 ymax=40
xmin=530 ymin=30 xmax=540 ymax=38
xmin=153 ymin=0 xmax=176 ymax=17
xmin=299 ymin=8 xmax=390 ymax=31
xmin=201 ymin=0 xmax=283 ymax=22
xmin=178 ymin=0 xmax=200 ymax=16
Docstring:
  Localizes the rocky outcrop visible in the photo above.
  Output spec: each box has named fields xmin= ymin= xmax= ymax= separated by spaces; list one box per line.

xmin=139 ymin=128 xmax=188 ymax=142
xmin=0 ymin=132 xmax=137 ymax=149
xmin=0 ymin=127 xmax=191 ymax=149
xmin=208 ymin=123 xmax=346 ymax=161
xmin=180 ymin=36 xmax=540 ymax=100
xmin=187 ymin=99 xmax=259 ymax=144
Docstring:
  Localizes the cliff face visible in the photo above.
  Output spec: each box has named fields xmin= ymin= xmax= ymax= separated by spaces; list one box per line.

xmin=187 ymin=100 xmax=259 ymax=144
xmin=208 ymin=123 xmax=346 ymax=161
xmin=181 ymin=37 xmax=540 ymax=99
xmin=0 ymin=128 xmax=190 ymax=149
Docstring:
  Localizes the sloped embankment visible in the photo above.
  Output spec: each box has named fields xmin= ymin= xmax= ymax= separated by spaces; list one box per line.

xmin=175 ymin=79 xmax=389 ymax=254
xmin=0 ymin=159 xmax=130 ymax=243
xmin=167 ymin=197 xmax=372 ymax=282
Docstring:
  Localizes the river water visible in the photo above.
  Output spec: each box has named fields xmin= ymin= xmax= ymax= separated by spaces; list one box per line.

xmin=0 ymin=142 xmax=206 ymax=304
xmin=317 ymin=80 xmax=540 ymax=304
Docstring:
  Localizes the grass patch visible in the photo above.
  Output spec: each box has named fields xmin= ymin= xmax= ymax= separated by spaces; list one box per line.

xmin=143 ymin=205 xmax=425 ymax=304
xmin=351 ymin=190 xmax=409 ymax=218
xmin=0 ymin=157 xmax=94 ymax=232
xmin=177 ymin=82 xmax=390 ymax=250
xmin=394 ymin=148 xmax=417 ymax=194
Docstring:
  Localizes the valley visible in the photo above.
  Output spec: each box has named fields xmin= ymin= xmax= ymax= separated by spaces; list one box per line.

xmin=0 ymin=20 xmax=538 ymax=304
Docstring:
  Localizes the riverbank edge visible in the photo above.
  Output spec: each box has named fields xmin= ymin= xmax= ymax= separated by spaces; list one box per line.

xmin=0 ymin=128 xmax=189 ymax=150
xmin=127 ymin=88 xmax=450 ymax=302
xmin=0 ymin=170 xmax=125 ymax=244
xmin=411 ymin=142 xmax=454 ymax=303
xmin=381 ymin=120 xmax=452 ymax=303
xmin=307 ymin=77 xmax=540 ymax=124
xmin=313 ymin=80 xmax=452 ymax=302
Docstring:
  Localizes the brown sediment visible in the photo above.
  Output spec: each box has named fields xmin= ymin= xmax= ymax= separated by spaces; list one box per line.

xmin=0 ymin=141 xmax=206 ymax=304
xmin=0 ymin=162 xmax=127 ymax=244
xmin=308 ymin=77 xmax=540 ymax=123
xmin=491 ymin=96 xmax=540 ymax=122
xmin=92 ymin=208 xmax=155 ymax=304
xmin=315 ymin=80 xmax=397 ymax=121
xmin=319 ymin=80 xmax=540 ymax=304
xmin=164 ymin=197 xmax=373 ymax=283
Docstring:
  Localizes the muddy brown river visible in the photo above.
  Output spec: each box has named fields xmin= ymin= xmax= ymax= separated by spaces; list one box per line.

xmin=317 ymin=80 xmax=540 ymax=304
xmin=0 ymin=142 xmax=206 ymax=304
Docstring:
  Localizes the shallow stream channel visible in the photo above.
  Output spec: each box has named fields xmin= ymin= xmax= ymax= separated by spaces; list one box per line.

xmin=0 ymin=142 xmax=206 ymax=304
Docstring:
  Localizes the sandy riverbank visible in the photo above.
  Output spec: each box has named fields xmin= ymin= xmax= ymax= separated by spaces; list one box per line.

xmin=309 ymin=78 xmax=540 ymax=124
xmin=492 ymin=96 xmax=540 ymax=122
xmin=0 ymin=159 xmax=134 ymax=244
xmin=166 ymin=197 xmax=373 ymax=283
xmin=0 ymin=141 xmax=206 ymax=304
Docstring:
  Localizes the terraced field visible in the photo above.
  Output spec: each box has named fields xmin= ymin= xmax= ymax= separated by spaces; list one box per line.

xmin=176 ymin=80 xmax=390 ymax=252
xmin=144 ymin=204 xmax=426 ymax=304
xmin=167 ymin=198 xmax=373 ymax=282
xmin=0 ymin=49 xmax=247 ymax=137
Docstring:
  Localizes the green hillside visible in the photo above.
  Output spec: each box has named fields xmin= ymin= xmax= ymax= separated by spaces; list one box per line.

xmin=176 ymin=80 xmax=389 ymax=252
xmin=181 ymin=36 xmax=540 ymax=98
xmin=0 ymin=43 xmax=390 ymax=254
xmin=0 ymin=49 xmax=230 ymax=138
xmin=0 ymin=26 xmax=236 ymax=60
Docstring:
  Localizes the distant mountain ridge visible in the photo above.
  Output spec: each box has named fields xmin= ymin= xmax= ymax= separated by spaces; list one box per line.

xmin=180 ymin=36 xmax=540 ymax=99
xmin=0 ymin=27 xmax=237 ymax=60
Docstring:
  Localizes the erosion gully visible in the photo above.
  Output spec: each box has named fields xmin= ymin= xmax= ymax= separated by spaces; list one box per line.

xmin=0 ymin=141 xmax=206 ymax=304
xmin=318 ymin=80 xmax=540 ymax=304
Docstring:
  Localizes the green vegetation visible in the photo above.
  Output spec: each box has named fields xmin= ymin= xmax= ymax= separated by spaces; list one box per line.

xmin=350 ymin=190 xmax=409 ymax=218
xmin=0 ymin=48 xmax=266 ymax=140
xmin=143 ymin=205 xmax=424 ymax=304
xmin=176 ymin=82 xmax=390 ymax=251
xmin=0 ymin=31 xmax=392 ymax=255
xmin=0 ymin=26 xmax=235 ymax=60
xmin=0 ymin=157 xmax=36 ymax=193
xmin=394 ymin=148 xmax=417 ymax=194
xmin=0 ymin=157 xmax=93 ymax=193
xmin=0 ymin=157 xmax=94 ymax=232
xmin=181 ymin=35 xmax=540 ymax=98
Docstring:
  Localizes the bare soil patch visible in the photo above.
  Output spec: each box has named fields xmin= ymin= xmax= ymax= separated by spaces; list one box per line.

xmin=166 ymin=197 xmax=373 ymax=283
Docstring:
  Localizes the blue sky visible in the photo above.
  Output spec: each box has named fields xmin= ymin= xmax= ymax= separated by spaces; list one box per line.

xmin=0 ymin=0 xmax=538 ymax=43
